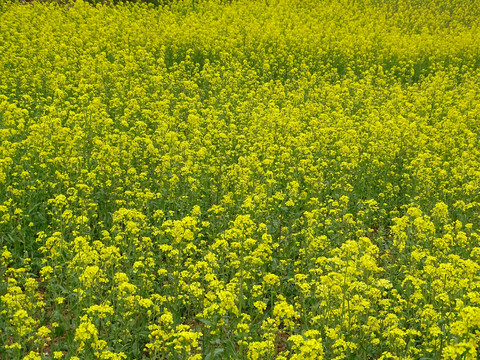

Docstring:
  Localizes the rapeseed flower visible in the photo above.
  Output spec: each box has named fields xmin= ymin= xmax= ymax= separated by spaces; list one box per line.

xmin=1 ymin=0 xmax=480 ymax=358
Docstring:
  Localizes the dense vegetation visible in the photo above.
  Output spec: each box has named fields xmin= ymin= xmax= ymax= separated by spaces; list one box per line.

xmin=1 ymin=0 xmax=480 ymax=359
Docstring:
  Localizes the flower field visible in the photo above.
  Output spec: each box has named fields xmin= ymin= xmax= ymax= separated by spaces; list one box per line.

xmin=1 ymin=0 xmax=480 ymax=359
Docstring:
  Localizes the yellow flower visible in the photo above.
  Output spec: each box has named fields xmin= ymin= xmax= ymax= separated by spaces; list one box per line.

xmin=263 ymin=273 xmax=280 ymax=287
xmin=273 ymin=301 xmax=299 ymax=331
xmin=22 ymin=351 xmax=41 ymax=360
